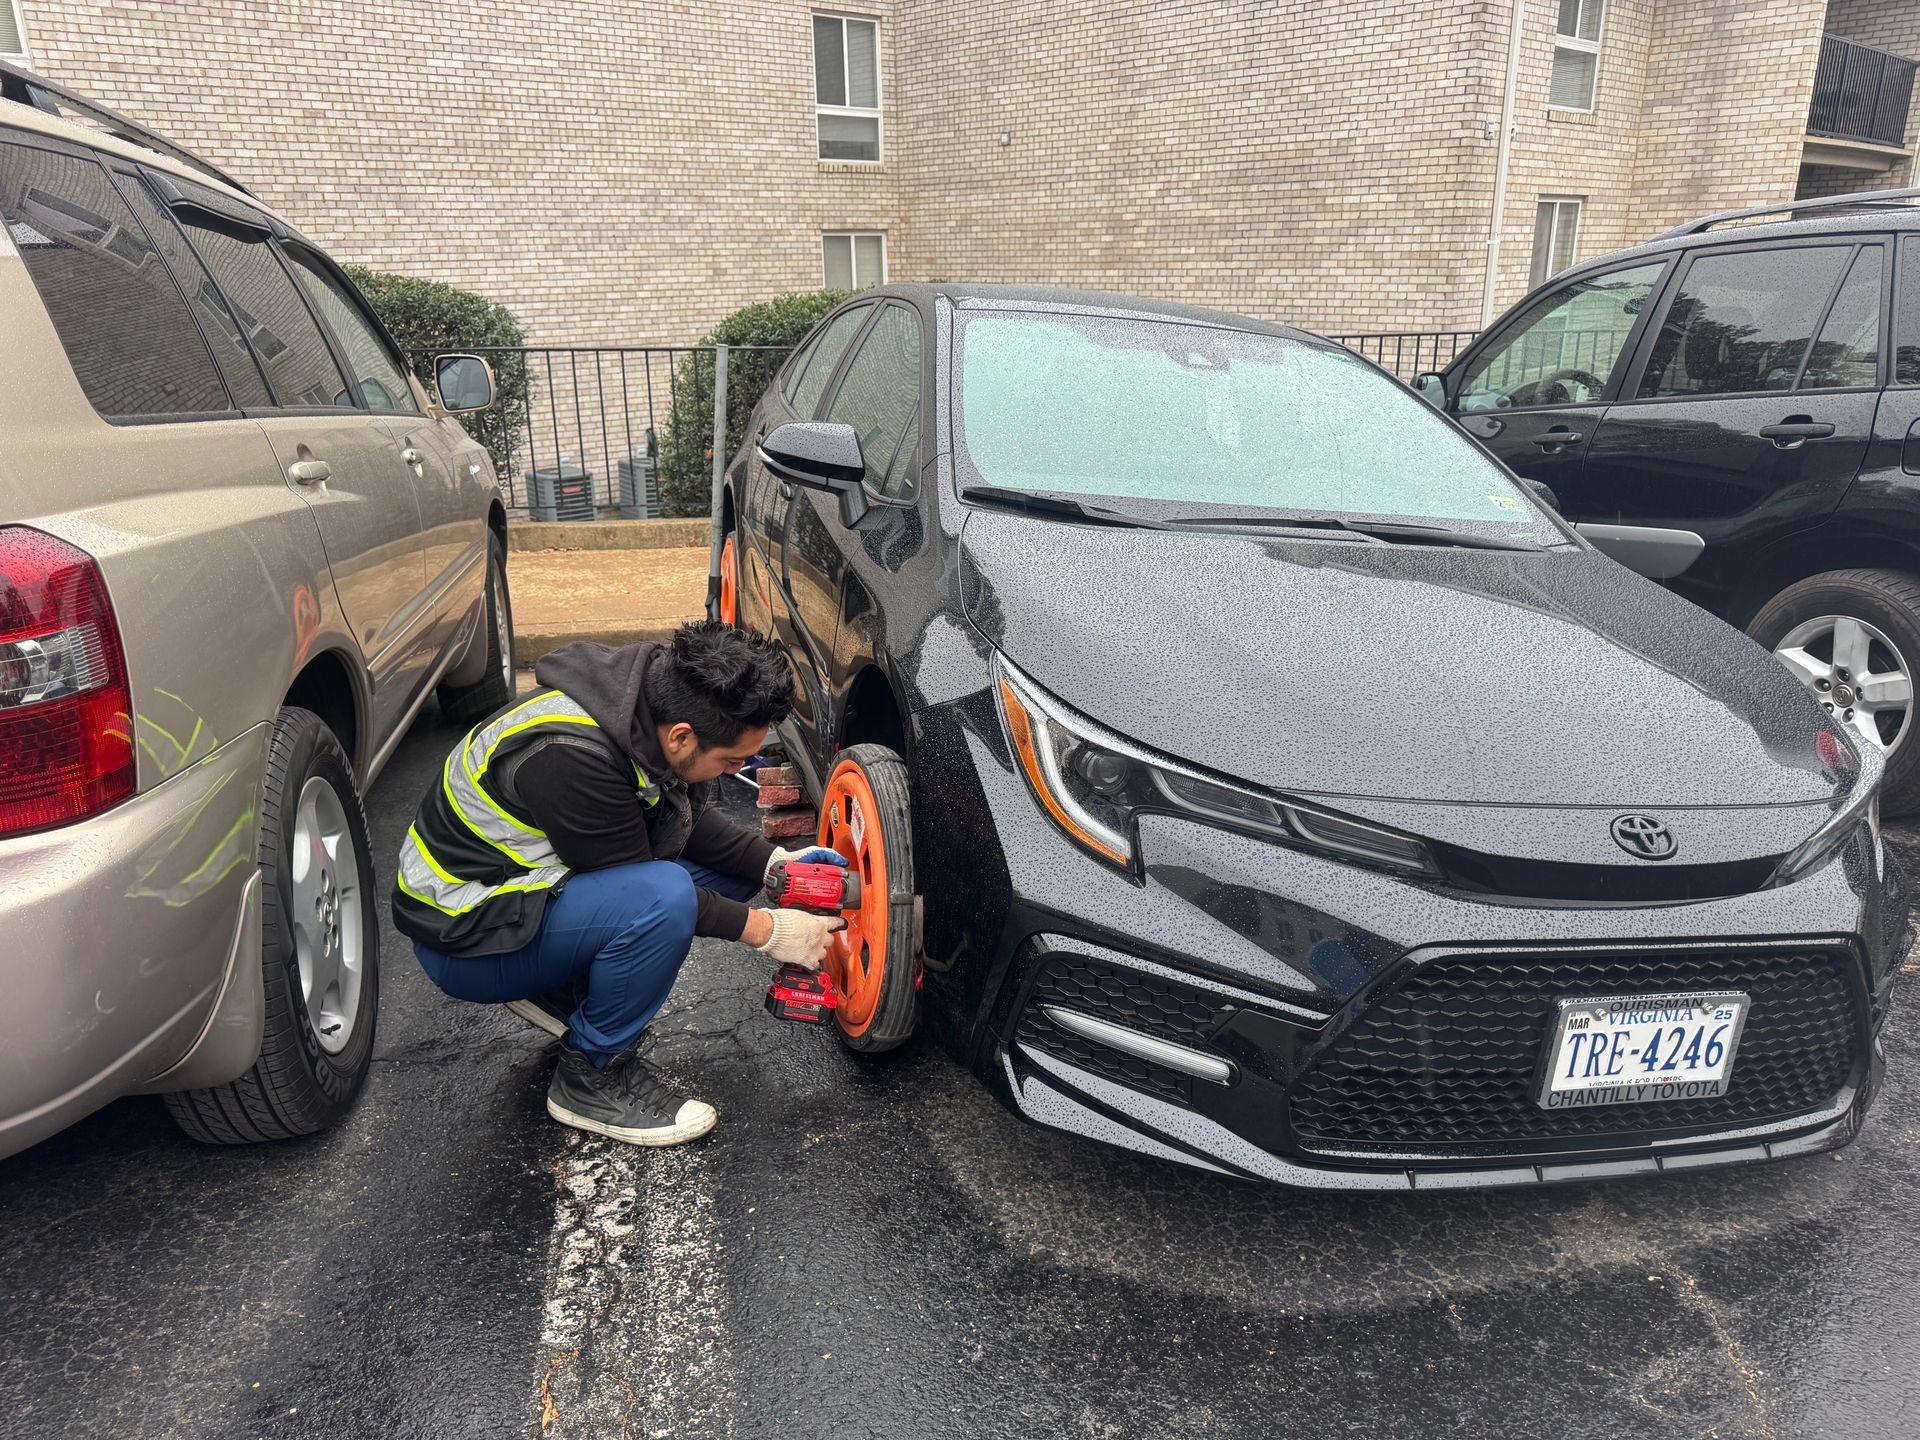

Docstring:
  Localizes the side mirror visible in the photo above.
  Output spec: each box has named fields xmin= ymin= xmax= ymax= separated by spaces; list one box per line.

xmin=1522 ymin=478 xmax=1562 ymax=512
xmin=1412 ymin=372 xmax=1448 ymax=409
xmin=436 ymin=354 xmax=496 ymax=414
xmin=758 ymin=421 xmax=869 ymax=525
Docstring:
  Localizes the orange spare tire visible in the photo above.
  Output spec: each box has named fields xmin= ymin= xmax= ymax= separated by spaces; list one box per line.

xmin=817 ymin=744 xmax=918 ymax=1051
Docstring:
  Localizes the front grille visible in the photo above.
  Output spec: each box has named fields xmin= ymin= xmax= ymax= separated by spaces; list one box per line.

xmin=1013 ymin=950 xmax=1235 ymax=1106
xmin=1289 ymin=948 xmax=1861 ymax=1154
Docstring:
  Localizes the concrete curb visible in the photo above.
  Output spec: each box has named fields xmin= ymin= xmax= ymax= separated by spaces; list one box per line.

xmin=509 ymin=519 xmax=709 ymax=552
xmin=515 ymin=622 xmax=697 ymax=663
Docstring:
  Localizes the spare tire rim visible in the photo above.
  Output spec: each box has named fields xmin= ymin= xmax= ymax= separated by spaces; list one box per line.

xmin=819 ymin=761 xmax=888 ymax=1036
xmin=719 ymin=535 xmax=740 ymax=627
xmin=291 ymin=775 xmax=365 ymax=1055
xmin=1775 ymin=613 xmax=1914 ymax=755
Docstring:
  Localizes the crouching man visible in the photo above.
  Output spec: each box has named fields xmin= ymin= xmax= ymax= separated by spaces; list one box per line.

xmin=393 ymin=621 xmax=845 ymax=1146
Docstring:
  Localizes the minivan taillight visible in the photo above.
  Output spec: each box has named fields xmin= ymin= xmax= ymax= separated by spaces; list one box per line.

xmin=0 ymin=527 xmax=135 ymax=837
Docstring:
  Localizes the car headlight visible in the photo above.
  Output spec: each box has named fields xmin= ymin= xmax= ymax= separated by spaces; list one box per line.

xmin=1769 ymin=737 xmax=1883 ymax=886
xmin=993 ymin=655 xmax=1439 ymax=877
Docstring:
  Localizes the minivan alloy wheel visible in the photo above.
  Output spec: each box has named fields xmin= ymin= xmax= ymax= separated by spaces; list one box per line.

xmin=1774 ymin=613 xmax=1913 ymax=753
xmin=292 ymin=774 xmax=365 ymax=1054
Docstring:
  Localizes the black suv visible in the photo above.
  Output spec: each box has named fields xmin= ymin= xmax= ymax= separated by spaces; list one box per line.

xmin=1419 ymin=189 xmax=1920 ymax=812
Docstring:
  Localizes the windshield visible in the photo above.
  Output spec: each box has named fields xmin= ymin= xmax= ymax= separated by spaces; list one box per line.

xmin=956 ymin=310 xmax=1553 ymax=535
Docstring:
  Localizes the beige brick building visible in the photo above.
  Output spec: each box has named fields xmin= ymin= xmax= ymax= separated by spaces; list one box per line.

xmin=3 ymin=0 xmax=1916 ymax=344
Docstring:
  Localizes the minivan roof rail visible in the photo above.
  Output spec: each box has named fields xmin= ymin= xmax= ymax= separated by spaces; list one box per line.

xmin=1660 ymin=186 xmax=1920 ymax=239
xmin=0 ymin=58 xmax=255 ymax=198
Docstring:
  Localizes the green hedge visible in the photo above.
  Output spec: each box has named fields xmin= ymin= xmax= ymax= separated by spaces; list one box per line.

xmin=657 ymin=289 xmax=850 ymax=518
xmin=345 ymin=265 xmax=529 ymax=475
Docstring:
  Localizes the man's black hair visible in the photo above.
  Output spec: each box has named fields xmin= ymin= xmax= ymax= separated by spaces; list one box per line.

xmin=646 ymin=620 xmax=794 ymax=746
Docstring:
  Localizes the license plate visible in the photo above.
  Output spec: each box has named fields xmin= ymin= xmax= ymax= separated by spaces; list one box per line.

xmin=1536 ymin=991 xmax=1750 ymax=1110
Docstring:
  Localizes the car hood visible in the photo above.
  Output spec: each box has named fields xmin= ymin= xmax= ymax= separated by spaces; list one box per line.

xmin=958 ymin=511 xmax=1846 ymax=809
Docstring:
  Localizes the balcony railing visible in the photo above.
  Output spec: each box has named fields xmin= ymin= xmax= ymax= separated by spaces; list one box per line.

xmin=1809 ymin=33 xmax=1917 ymax=148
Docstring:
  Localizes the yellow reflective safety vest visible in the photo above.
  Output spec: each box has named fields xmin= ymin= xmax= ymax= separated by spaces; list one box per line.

xmin=392 ymin=690 xmax=656 ymax=955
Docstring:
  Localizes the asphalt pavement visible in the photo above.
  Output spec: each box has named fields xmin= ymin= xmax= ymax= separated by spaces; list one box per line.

xmin=3 ymin=706 xmax=1918 ymax=1440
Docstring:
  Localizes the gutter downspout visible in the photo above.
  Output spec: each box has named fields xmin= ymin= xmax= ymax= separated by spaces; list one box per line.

xmin=1482 ymin=0 xmax=1528 ymax=327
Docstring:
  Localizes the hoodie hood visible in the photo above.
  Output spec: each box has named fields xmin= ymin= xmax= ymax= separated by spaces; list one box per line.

xmin=533 ymin=640 xmax=674 ymax=785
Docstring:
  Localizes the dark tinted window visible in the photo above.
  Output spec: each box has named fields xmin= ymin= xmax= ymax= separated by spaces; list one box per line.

xmin=780 ymin=330 xmax=824 ymax=405
xmin=1802 ymin=246 xmax=1882 ymax=390
xmin=1637 ymin=246 xmax=1852 ymax=399
xmin=1895 ymin=235 xmax=1920 ymax=386
xmin=285 ymin=248 xmax=416 ymax=413
xmin=826 ymin=304 xmax=920 ymax=497
xmin=112 ymin=171 xmax=271 ymax=409
xmin=788 ymin=305 xmax=871 ymax=417
xmin=0 ymin=140 xmax=229 ymax=418
xmin=180 ymin=214 xmax=351 ymax=408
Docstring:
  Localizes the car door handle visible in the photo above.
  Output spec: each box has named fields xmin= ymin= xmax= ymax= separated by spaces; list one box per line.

xmin=1758 ymin=420 xmax=1835 ymax=448
xmin=1531 ymin=427 xmax=1584 ymax=451
xmin=401 ymin=447 xmax=422 ymax=465
xmin=288 ymin=459 xmax=331 ymax=486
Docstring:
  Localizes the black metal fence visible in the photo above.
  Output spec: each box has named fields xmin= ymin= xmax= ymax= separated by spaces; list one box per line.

xmin=1810 ymin=33 xmax=1918 ymax=148
xmin=454 ymin=328 xmax=1480 ymax=519
xmin=1328 ymin=330 xmax=1478 ymax=380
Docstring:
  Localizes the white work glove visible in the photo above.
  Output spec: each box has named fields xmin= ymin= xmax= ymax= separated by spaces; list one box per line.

xmin=753 ymin=909 xmax=846 ymax=970
xmin=763 ymin=845 xmax=851 ymax=886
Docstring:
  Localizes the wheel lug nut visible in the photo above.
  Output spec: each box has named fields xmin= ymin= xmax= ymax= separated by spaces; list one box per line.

xmin=1845 ymin=708 xmax=1856 ymax=720
xmin=1816 ymin=679 xmax=1831 ymax=690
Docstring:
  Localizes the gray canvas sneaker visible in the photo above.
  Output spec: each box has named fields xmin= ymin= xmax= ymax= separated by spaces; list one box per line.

xmin=546 ymin=1045 xmax=718 ymax=1146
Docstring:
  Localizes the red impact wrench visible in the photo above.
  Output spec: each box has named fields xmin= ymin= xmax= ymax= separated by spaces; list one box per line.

xmin=762 ymin=859 xmax=860 ymax=1024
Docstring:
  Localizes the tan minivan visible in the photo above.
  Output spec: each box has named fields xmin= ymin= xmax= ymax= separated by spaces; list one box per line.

xmin=0 ymin=64 xmax=513 ymax=1156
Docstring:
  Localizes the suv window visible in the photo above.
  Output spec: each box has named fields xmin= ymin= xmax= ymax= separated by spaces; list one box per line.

xmin=0 ymin=139 xmax=229 ymax=419
xmin=781 ymin=329 xmax=826 ymax=405
xmin=826 ymin=304 xmax=920 ymax=497
xmin=284 ymin=248 xmax=417 ymax=413
xmin=788 ymin=304 xmax=872 ymax=418
xmin=112 ymin=170 xmax=272 ymax=409
xmin=1457 ymin=261 xmax=1664 ymax=412
xmin=1801 ymin=246 xmax=1883 ymax=391
xmin=1892 ymin=235 xmax=1920 ymax=386
xmin=1635 ymin=244 xmax=1860 ymax=399
xmin=179 ymin=212 xmax=352 ymax=408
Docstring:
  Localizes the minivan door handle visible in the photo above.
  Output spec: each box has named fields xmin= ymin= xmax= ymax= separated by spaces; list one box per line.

xmin=400 ymin=446 xmax=422 ymax=466
xmin=1532 ymin=426 xmax=1584 ymax=452
xmin=288 ymin=459 xmax=332 ymax=487
xmin=1758 ymin=419 xmax=1836 ymax=448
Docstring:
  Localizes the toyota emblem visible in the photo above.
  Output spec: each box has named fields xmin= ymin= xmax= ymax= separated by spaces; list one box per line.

xmin=1611 ymin=814 xmax=1677 ymax=860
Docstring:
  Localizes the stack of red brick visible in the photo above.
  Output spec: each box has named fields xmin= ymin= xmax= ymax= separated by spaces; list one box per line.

xmin=755 ymin=741 xmax=817 ymax=841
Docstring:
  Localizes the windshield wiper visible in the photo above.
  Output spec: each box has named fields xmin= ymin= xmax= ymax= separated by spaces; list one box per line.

xmin=958 ymin=486 xmax=1183 ymax=530
xmin=1163 ymin=513 xmax=1540 ymax=551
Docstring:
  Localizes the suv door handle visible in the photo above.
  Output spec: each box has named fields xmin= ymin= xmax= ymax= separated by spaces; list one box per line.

xmin=1532 ymin=427 xmax=1584 ymax=451
xmin=288 ymin=459 xmax=331 ymax=486
xmin=400 ymin=446 xmax=422 ymax=466
xmin=1758 ymin=419 xmax=1835 ymax=448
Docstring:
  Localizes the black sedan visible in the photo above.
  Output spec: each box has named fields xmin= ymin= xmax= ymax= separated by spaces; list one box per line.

xmin=719 ymin=284 xmax=1908 ymax=1188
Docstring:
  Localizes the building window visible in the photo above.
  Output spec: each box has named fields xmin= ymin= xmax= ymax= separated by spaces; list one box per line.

xmin=1550 ymin=0 xmax=1604 ymax=111
xmin=823 ymin=232 xmax=886 ymax=291
xmin=813 ymin=12 xmax=881 ymax=162
xmin=1 ymin=1 xmax=27 ymax=59
xmin=1530 ymin=198 xmax=1583 ymax=286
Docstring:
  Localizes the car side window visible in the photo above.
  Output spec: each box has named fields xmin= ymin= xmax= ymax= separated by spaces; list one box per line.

xmin=1635 ymin=245 xmax=1857 ymax=400
xmin=826 ymin=304 xmax=921 ymax=498
xmin=283 ymin=247 xmax=418 ymax=413
xmin=780 ymin=330 xmax=825 ymax=405
xmin=1800 ymin=246 xmax=1883 ymax=391
xmin=1456 ymin=262 xmax=1665 ymax=412
xmin=177 ymin=210 xmax=353 ymax=408
xmin=787 ymin=305 xmax=873 ymax=418
xmin=1892 ymin=235 xmax=1920 ymax=386
xmin=0 ymin=139 xmax=231 ymax=419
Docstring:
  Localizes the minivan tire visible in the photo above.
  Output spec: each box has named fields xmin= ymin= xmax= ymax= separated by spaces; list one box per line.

xmin=1746 ymin=568 xmax=1920 ymax=816
xmin=439 ymin=538 xmax=515 ymax=728
xmin=166 ymin=708 xmax=379 ymax=1145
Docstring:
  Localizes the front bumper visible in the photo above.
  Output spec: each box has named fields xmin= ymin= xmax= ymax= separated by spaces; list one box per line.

xmin=0 ymin=725 xmax=265 ymax=1159
xmin=911 ymin=693 xmax=1907 ymax=1190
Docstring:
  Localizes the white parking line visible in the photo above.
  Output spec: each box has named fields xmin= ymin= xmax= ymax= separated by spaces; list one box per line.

xmin=535 ymin=1132 xmax=738 ymax=1438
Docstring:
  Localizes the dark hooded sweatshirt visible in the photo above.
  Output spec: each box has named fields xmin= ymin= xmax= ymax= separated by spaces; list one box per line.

xmin=514 ymin=640 xmax=775 ymax=941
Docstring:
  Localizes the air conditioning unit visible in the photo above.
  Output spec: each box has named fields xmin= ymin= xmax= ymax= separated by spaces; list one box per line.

xmin=616 ymin=453 xmax=660 ymax=520
xmin=528 ymin=458 xmax=596 ymax=522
